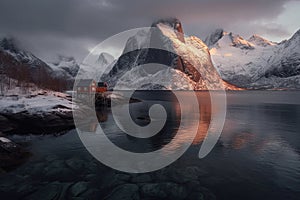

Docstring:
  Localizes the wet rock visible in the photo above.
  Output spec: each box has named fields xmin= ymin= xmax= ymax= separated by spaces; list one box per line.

xmin=167 ymin=166 xmax=208 ymax=183
xmin=104 ymin=184 xmax=139 ymax=200
xmin=185 ymin=181 xmax=216 ymax=200
xmin=115 ymin=173 xmax=131 ymax=181
xmin=154 ymin=167 xmax=169 ymax=182
xmin=45 ymin=154 xmax=59 ymax=162
xmin=43 ymin=160 xmax=75 ymax=181
xmin=141 ymin=183 xmax=167 ymax=198
xmin=0 ymin=167 xmax=5 ymax=174
xmin=44 ymin=167 xmax=75 ymax=182
xmin=0 ymin=137 xmax=30 ymax=171
xmin=131 ymin=174 xmax=152 ymax=183
xmin=0 ymin=174 xmax=26 ymax=193
xmin=201 ymin=176 xmax=223 ymax=187
xmin=30 ymin=162 xmax=46 ymax=175
xmin=141 ymin=182 xmax=187 ymax=199
xmin=85 ymin=160 xmax=99 ymax=173
xmin=0 ymin=115 xmax=15 ymax=133
xmin=24 ymin=182 xmax=63 ymax=200
xmin=187 ymin=192 xmax=206 ymax=200
xmin=16 ymin=183 xmax=37 ymax=197
xmin=85 ymin=173 xmax=97 ymax=181
xmin=66 ymin=157 xmax=85 ymax=171
xmin=99 ymin=171 xmax=127 ymax=190
xmin=196 ymin=187 xmax=216 ymax=200
xmin=0 ymin=110 xmax=74 ymax=135
xmin=78 ymin=188 xmax=102 ymax=199
xmin=48 ymin=159 xmax=66 ymax=169
xmin=69 ymin=182 xmax=89 ymax=197
xmin=0 ymin=137 xmax=18 ymax=151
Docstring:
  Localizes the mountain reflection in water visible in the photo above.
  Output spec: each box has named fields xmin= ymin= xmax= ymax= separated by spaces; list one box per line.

xmin=2 ymin=91 xmax=298 ymax=200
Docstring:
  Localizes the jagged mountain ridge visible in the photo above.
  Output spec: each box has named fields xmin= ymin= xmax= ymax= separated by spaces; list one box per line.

xmin=0 ymin=37 xmax=79 ymax=91
xmin=204 ymin=28 xmax=300 ymax=89
xmin=102 ymin=18 xmax=240 ymax=90
xmin=48 ymin=55 xmax=79 ymax=78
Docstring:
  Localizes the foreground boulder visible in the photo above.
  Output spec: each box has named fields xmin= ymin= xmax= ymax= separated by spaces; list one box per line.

xmin=0 ymin=136 xmax=30 ymax=171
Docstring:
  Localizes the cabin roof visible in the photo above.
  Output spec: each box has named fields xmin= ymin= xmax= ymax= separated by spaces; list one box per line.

xmin=97 ymin=82 xmax=107 ymax=87
xmin=76 ymin=79 xmax=95 ymax=87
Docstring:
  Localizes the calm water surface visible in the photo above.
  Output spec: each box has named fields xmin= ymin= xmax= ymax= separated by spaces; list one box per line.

xmin=1 ymin=91 xmax=299 ymax=200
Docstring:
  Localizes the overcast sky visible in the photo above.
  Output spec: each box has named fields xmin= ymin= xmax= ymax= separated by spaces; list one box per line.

xmin=0 ymin=0 xmax=299 ymax=62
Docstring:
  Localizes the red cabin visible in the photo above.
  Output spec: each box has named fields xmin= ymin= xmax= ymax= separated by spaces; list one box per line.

xmin=96 ymin=82 xmax=108 ymax=93
xmin=76 ymin=79 xmax=97 ymax=94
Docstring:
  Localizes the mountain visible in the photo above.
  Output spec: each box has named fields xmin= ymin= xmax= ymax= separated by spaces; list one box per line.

xmin=96 ymin=52 xmax=114 ymax=66
xmin=205 ymin=29 xmax=300 ymax=89
xmin=77 ymin=52 xmax=115 ymax=82
xmin=48 ymin=55 xmax=79 ymax=78
xmin=248 ymin=34 xmax=276 ymax=47
xmin=101 ymin=18 xmax=240 ymax=90
xmin=0 ymin=37 xmax=78 ymax=91
xmin=0 ymin=37 xmax=55 ymax=88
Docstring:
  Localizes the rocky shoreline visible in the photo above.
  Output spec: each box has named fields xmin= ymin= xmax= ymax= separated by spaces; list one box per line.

xmin=0 ymin=151 xmax=216 ymax=200
xmin=0 ymin=108 xmax=74 ymax=135
xmin=0 ymin=91 xmax=143 ymax=173
xmin=0 ymin=135 xmax=31 ymax=173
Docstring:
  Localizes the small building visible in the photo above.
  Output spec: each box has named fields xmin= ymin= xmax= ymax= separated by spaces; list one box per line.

xmin=76 ymin=79 xmax=97 ymax=94
xmin=75 ymin=79 xmax=96 ymax=102
xmin=96 ymin=82 xmax=108 ymax=93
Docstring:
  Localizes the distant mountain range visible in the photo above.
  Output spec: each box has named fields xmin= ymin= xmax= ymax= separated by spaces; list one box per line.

xmin=204 ymin=28 xmax=300 ymax=89
xmin=1 ymin=19 xmax=299 ymax=91
xmin=100 ymin=19 xmax=300 ymax=90
xmin=0 ymin=38 xmax=79 ymax=91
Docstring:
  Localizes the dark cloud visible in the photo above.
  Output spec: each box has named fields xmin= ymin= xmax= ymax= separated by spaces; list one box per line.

xmin=0 ymin=0 xmax=297 ymax=61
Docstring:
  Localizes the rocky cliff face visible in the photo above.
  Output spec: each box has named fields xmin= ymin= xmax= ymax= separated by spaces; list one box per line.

xmin=102 ymin=18 xmax=240 ymax=90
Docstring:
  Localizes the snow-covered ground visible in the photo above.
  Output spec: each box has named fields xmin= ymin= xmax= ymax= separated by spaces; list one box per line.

xmin=0 ymin=84 xmax=74 ymax=115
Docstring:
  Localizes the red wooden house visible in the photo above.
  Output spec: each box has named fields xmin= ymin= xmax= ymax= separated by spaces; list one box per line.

xmin=76 ymin=79 xmax=97 ymax=94
xmin=96 ymin=82 xmax=108 ymax=93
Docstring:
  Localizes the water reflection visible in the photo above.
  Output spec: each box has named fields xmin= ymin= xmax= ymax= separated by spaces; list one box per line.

xmin=74 ymin=105 xmax=109 ymax=132
xmin=1 ymin=91 xmax=300 ymax=200
xmin=94 ymin=91 xmax=214 ymax=154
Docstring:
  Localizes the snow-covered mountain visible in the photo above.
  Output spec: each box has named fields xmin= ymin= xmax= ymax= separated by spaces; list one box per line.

xmin=2 ymin=22 xmax=299 ymax=91
xmin=96 ymin=52 xmax=114 ymax=66
xmin=205 ymin=29 xmax=300 ymax=89
xmin=102 ymin=18 xmax=240 ymax=90
xmin=76 ymin=52 xmax=115 ymax=82
xmin=0 ymin=37 xmax=80 ymax=91
xmin=48 ymin=55 xmax=79 ymax=79
xmin=0 ymin=38 xmax=53 ymax=75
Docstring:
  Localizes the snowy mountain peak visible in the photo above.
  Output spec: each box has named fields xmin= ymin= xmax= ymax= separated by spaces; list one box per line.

xmin=204 ymin=28 xmax=227 ymax=47
xmin=248 ymin=34 xmax=275 ymax=47
xmin=49 ymin=55 xmax=79 ymax=78
xmin=228 ymin=32 xmax=255 ymax=50
xmin=57 ymin=55 xmax=76 ymax=62
xmin=102 ymin=19 xmax=241 ymax=90
xmin=286 ymin=29 xmax=300 ymax=45
xmin=51 ymin=55 xmax=77 ymax=67
xmin=205 ymin=29 xmax=254 ymax=50
xmin=152 ymin=18 xmax=183 ymax=31
xmin=209 ymin=26 xmax=300 ymax=89
xmin=0 ymin=37 xmax=19 ymax=53
xmin=291 ymin=28 xmax=300 ymax=38
xmin=96 ymin=52 xmax=114 ymax=66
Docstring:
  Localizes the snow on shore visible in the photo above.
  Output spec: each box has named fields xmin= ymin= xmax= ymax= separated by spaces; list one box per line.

xmin=0 ymin=89 xmax=74 ymax=115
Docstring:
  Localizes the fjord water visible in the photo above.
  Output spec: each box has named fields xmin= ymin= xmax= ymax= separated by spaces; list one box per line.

xmin=1 ymin=91 xmax=299 ymax=200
